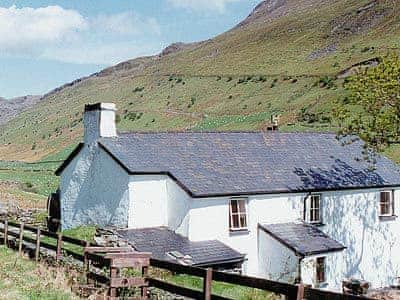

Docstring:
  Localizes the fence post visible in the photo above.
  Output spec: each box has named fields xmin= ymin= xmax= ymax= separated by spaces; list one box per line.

xmin=203 ymin=268 xmax=212 ymax=300
xmin=296 ymin=284 xmax=304 ymax=300
xmin=35 ymin=227 xmax=41 ymax=262
xmin=84 ymin=241 xmax=90 ymax=284
xmin=4 ymin=219 xmax=8 ymax=246
xmin=18 ymin=222 xmax=24 ymax=255
xmin=141 ymin=265 xmax=149 ymax=298
xmin=110 ymin=267 xmax=118 ymax=298
xmin=56 ymin=232 xmax=63 ymax=261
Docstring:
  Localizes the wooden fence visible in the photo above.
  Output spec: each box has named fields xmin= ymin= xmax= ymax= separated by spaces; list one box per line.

xmin=0 ymin=218 xmax=373 ymax=300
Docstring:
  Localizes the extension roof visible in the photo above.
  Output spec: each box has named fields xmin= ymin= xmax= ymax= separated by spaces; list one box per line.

xmin=117 ymin=227 xmax=244 ymax=266
xmin=56 ymin=132 xmax=400 ymax=197
xmin=259 ymin=222 xmax=346 ymax=257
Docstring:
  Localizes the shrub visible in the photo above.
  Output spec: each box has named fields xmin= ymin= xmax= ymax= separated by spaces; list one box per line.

xmin=21 ymin=182 xmax=38 ymax=194
xmin=316 ymin=76 xmax=336 ymax=89
xmin=133 ymin=87 xmax=144 ymax=93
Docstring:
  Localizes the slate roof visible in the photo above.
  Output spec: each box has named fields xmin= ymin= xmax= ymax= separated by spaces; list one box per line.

xmin=96 ymin=132 xmax=400 ymax=197
xmin=117 ymin=227 xmax=245 ymax=266
xmin=259 ymin=222 xmax=346 ymax=257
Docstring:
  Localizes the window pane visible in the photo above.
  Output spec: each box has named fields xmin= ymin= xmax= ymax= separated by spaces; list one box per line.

xmin=239 ymin=214 xmax=247 ymax=228
xmin=381 ymin=203 xmax=389 ymax=215
xmin=238 ymin=200 xmax=246 ymax=213
xmin=232 ymin=215 xmax=239 ymax=228
xmin=231 ymin=200 xmax=238 ymax=213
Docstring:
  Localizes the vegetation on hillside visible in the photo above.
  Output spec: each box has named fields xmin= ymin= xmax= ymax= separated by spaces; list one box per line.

xmin=336 ymin=53 xmax=400 ymax=151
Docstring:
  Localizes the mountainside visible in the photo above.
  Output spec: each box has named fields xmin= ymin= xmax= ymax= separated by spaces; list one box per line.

xmin=1 ymin=0 xmax=400 ymax=162
xmin=0 ymin=95 xmax=42 ymax=126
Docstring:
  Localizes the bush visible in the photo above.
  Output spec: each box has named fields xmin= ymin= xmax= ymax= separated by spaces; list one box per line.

xmin=21 ymin=181 xmax=38 ymax=194
xmin=133 ymin=87 xmax=145 ymax=93
xmin=316 ymin=76 xmax=336 ymax=89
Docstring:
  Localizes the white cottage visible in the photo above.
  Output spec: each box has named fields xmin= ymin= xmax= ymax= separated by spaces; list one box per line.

xmin=53 ymin=103 xmax=400 ymax=290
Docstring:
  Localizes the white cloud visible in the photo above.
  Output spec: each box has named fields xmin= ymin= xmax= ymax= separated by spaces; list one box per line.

xmin=43 ymin=42 xmax=162 ymax=65
xmin=0 ymin=5 xmax=162 ymax=64
xmin=167 ymin=0 xmax=240 ymax=13
xmin=0 ymin=5 xmax=87 ymax=55
xmin=92 ymin=12 xmax=161 ymax=36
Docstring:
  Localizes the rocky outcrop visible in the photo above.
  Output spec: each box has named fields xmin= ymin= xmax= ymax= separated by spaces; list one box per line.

xmin=0 ymin=95 xmax=42 ymax=125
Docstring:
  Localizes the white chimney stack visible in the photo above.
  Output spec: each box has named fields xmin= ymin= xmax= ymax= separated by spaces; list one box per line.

xmin=84 ymin=103 xmax=117 ymax=144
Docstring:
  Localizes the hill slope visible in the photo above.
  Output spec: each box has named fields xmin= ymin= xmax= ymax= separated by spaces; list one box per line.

xmin=1 ymin=0 xmax=399 ymax=161
xmin=0 ymin=95 xmax=42 ymax=126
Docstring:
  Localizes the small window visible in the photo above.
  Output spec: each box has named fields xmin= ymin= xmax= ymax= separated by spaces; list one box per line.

xmin=380 ymin=191 xmax=394 ymax=216
xmin=229 ymin=198 xmax=248 ymax=231
xmin=316 ymin=257 xmax=326 ymax=284
xmin=306 ymin=194 xmax=322 ymax=224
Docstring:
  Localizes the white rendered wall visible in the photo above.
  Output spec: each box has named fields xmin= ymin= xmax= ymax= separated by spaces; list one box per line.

xmin=60 ymin=145 xmax=130 ymax=230
xmin=128 ymin=175 xmax=168 ymax=228
xmin=320 ymin=189 xmax=400 ymax=288
xmin=258 ymin=228 xmax=299 ymax=283
xmin=166 ymin=177 xmax=190 ymax=237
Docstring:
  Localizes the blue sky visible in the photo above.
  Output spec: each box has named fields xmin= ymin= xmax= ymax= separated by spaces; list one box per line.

xmin=0 ymin=0 xmax=259 ymax=98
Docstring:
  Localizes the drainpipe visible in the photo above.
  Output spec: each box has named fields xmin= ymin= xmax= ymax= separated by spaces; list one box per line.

xmin=295 ymin=256 xmax=303 ymax=284
xmin=303 ymin=192 xmax=311 ymax=221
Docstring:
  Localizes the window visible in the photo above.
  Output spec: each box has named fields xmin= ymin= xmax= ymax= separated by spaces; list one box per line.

xmin=380 ymin=191 xmax=394 ymax=217
xmin=316 ymin=257 xmax=326 ymax=284
xmin=229 ymin=198 xmax=248 ymax=230
xmin=306 ymin=194 xmax=322 ymax=224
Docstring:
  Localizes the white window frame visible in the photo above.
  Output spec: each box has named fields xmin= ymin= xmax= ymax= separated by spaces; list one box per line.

xmin=305 ymin=194 xmax=322 ymax=224
xmin=229 ymin=198 xmax=248 ymax=231
xmin=379 ymin=190 xmax=394 ymax=217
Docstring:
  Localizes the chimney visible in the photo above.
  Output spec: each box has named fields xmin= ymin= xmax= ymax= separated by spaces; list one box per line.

xmin=84 ymin=103 xmax=117 ymax=144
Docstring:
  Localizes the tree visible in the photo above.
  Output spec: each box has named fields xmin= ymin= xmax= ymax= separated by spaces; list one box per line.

xmin=335 ymin=53 xmax=400 ymax=152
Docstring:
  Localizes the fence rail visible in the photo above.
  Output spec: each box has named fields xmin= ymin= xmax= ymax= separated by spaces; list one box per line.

xmin=0 ymin=217 xmax=373 ymax=300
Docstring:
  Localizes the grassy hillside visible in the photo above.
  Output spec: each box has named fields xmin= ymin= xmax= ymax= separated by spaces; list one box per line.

xmin=0 ymin=0 xmax=400 ymax=162
xmin=0 ymin=246 xmax=78 ymax=299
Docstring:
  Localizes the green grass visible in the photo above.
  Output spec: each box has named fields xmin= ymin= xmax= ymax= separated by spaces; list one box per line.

xmin=0 ymin=169 xmax=58 ymax=197
xmin=37 ymin=225 xmax=97 ymax=257
xmin=0 ymin=246 xmax=78 ymax=299
xmin=62 ymin=225 xmax=97 ymax=242
xmin=154 ymin=273 xmax=278 ymax=300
